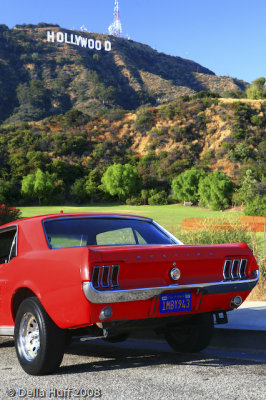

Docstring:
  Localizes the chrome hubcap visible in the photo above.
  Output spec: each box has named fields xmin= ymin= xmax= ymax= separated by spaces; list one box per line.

xmin=18 ymin=312 xmax=40 ymax=361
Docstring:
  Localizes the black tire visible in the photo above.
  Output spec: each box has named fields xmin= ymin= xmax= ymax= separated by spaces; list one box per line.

xmin=164 ymin=313 xmax=214 ymax=353
xmin=102 ymin=332 xmax=129 ymax=343
xmin=14 ymin=297 xmax=65 ymax=375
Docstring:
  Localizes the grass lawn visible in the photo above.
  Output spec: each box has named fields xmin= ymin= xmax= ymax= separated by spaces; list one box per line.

xmin=18 ymin=203 xmax=243 ymax=234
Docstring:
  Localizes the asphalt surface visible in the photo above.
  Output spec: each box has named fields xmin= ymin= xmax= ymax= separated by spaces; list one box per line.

xmin=0 ymin=301 xmax=265 ymax=400
xmin=0 ymin=337 xmax=265 ymax=400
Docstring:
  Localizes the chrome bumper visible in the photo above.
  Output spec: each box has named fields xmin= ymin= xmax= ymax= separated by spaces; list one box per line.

xmin=82 ymin=271 xmax=259 ymax=304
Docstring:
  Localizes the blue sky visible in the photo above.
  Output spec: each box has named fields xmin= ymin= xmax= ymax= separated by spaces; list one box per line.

xmin=2 ymin=0 xmax=265 ymax=83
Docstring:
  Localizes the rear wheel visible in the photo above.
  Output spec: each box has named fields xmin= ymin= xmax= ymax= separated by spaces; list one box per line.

xmin=164 ymin=313 xmax=213 ymax=353
xmin=14 ymin=297 xmax=65 ymax=375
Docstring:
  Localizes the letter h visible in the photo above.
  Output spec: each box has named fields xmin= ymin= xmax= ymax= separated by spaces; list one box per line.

xmin=47 ymin=31 xmax=55 ymax=42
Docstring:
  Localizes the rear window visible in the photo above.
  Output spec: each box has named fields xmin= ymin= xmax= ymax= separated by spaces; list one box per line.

xmin=43 ymin=218 xmax=174 ymax=249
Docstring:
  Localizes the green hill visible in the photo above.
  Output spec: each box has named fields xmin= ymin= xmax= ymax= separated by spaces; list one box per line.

xmin=0 ymin=96 xmax=264 ymax=207
xmin=0 ymin=23 xmax=247 ymax=123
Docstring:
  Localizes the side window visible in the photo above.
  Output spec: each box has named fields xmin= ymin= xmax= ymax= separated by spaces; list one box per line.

xmin=0 ymin=228 xmax=17 ymax=264
xmin=9 ymin=234 xmax=17 ymax=261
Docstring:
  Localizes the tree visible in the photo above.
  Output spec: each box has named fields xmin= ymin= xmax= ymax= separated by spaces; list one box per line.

xmin=34 ymin=169 xmax=54 ymax=204
xmin=64 ymin=109 xmax=90 ymax=127
xmin=26 ymin=151 xmax=49 ymax=171
xmin=8 ymin=153 xmax=28 ymax=180
xmin=141 ymin=189 xmax=149 ymax=205
xmin=244 ymin=195 xmax=266 ymax=216
xmin=85 ymin=170 xmax=100 ymax=203
xmin=172 ymin=168 xmax=206 ymax=204
xmin=232 ymin=170 xmax=258 ymax=206
xmin=101 ymin=163 xmax=140 ymax=200
xmin=21 ymin=174 xmax=35 ymax=200
xmin=0 ymin=179 xmax=19 ymax=205
xmin=246 ymin=77 xmax=266 ymax=99
xmin=198 ymin=171 xmax=234 ymax=211
xmin=70 ymin=178 xmax=87 ymax=203
xmin=21 ymin=169 xmax=54 ymax=204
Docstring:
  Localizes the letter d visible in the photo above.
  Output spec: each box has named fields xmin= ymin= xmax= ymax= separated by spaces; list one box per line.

xmin=105 ymin=41 xmax=112 ymax=51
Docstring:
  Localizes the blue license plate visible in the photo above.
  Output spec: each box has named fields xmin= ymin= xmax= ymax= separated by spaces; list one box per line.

xmin=159 ymin=292 xmax=192 ymax=314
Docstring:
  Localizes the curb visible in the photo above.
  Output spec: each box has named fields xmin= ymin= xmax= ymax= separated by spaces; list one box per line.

xmin=132 ymin=327 xmax=266 ymax=353
xmin=211 ymin=328 xmax=266 ymax=352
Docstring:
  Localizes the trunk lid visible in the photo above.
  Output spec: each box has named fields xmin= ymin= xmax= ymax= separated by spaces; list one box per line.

xmin=87 ymin=243 xmax=256 ymax=290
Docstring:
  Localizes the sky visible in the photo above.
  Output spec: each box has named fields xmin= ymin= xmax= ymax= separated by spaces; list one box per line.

xmin=1 ymin=0 xmax=266 ymax=83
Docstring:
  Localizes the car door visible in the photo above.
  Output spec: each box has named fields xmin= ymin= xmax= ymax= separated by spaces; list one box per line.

xmin=0 ymin=226 xmax=17 ymax=332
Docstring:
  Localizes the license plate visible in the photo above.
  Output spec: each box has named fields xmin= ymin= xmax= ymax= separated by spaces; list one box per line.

xmin=159 ymin=292 xmax=192 ymax=314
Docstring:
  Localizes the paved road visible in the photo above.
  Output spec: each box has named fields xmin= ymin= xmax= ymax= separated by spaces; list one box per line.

xmin=0 ymin=337 xmax=265 ymax=400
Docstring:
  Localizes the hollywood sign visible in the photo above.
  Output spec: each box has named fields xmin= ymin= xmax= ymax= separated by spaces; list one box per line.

xmin=46 ymin=31 xmax=112 ymax=52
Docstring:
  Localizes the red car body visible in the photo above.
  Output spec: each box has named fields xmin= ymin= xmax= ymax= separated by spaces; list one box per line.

xmin=0 ymin=213 xmax=259 ymax=374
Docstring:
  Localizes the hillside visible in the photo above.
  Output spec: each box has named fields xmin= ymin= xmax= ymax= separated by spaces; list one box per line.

xmin=0 ymin=96 xmax=264 ymax=206
xmin=0 ymin=23 xmax=247 ymax=124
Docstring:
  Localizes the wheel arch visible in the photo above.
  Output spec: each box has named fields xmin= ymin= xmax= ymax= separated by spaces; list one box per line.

xmin=12 ymin=287 xmax=39 ymax=321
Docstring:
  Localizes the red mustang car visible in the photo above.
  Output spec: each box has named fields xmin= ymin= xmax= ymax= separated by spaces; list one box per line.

xmin=0 ymin=213 xmax=259 ymax=375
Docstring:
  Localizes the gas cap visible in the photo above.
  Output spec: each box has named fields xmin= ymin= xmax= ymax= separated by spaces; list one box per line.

xmin=170 ymin=267 xmax=181 ymax=281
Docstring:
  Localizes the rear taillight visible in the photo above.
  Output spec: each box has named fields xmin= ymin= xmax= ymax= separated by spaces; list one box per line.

xmin=91 ymin=265 xmax=120 ymax=288
xmin=223 ymin=258 xmax=248 ymax=280
xmin=92 ymin=266 xmax=100 ymax=288
xmin=239 ymin=259 xmax=247 ymax=279
xmin=231 ymin=259 xmax=240 ymax=279
xmin=223 ymin=260 xmax=231 ymax=280
xmin=101 ymin=265 xmax=111 ymax=287
xmin=110 ymin=265 xmax=120 ymax=287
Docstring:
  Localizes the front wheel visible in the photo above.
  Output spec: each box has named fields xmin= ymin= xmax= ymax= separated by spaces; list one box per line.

xmin=164 ymin=313 xmax=214 ymax=353
xmin=14 ymin=297 xmax=65 ymax=375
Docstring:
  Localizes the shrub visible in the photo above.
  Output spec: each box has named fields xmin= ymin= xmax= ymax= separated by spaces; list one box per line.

xmin=104 ymin=108 xmax=126 ymax=122
xmin=246 ymin=77 xmax=266 ymax=99
xmin=177 ymin=218 xmax=252 ymax=247
xmin=222 ymin=90 xmax=245 ymax=99
xmin=64 ymin=109 xmax=90 ymax=127
xmin=176 ymin=218 xmax=266 ymax=300
xmin=135 ymin=108 xmax=155 ymax=132
xmin=192 ymin=91 xmax=220 ymax=99
xmin=148 ymin=190 xmax=168 ymax=205
xmin=227 ymin=142 xmax=254 ymax=162
xmin=126 ymin=196 xmax=143 ymax=206
xmin=244 ymin=196 xmax=266 ymax=216
xmin=0 ymin=204 xmax=21 ymax=226
xmin=250 ymin=114 xmax=266 ymax=127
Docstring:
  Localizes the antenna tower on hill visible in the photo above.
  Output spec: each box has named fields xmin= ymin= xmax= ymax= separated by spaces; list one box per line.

xmin=108 ymin=0 xmax=122 ymax=37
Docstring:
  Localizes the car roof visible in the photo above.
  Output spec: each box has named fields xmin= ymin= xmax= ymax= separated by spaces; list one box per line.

xmin=0 ymin=212 xmax=153 ymax=229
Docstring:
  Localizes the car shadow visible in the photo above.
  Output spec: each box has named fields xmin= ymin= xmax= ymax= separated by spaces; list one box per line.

xmin=0 ymin=338 xmax=14 ymax=348
xmin=58 ymin=338 xmax=265 ymax=375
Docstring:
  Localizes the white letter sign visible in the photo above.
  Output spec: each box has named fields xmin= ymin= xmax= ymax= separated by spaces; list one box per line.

xmin=46 ymin=30 xmax=112 ymax=52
